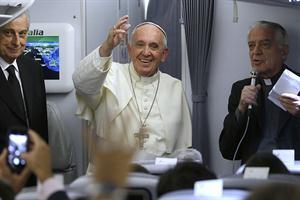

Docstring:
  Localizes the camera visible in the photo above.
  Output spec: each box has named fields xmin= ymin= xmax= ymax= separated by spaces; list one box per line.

xmin=7 ymin=128 xmax=29 ymax=173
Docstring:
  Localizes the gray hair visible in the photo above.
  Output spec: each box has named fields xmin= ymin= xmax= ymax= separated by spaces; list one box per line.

xmin=248 ymin=20 xmax=288 ymax=46
xmin=130 ymin=22 xmax=168 ymax=48
xmin=19 ymin=10 xmax=30 ymax=29
xmin=0 ymin=10 xmax=30 ymax=28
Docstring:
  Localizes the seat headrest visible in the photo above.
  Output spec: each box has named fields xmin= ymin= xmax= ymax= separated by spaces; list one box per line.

xmin=171 ymin=148 xmax=203 ymax=163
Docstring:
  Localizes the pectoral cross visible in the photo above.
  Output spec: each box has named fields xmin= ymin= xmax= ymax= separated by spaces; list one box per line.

xmin=134 ymin=126 xmax=149 ymax=150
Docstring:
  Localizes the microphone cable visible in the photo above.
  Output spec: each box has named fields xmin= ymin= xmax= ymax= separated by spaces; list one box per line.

xmin=232 ymin=115 xmax=250 ymax=174
xmin=232 ymin=70 xmax=257 ymax=174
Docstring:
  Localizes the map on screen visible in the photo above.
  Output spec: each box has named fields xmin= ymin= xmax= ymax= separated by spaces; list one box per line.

xmin=25 ymin=36 xmax=60 ymax=80
xmin=24 ymin=23 xmax=74 ymax=93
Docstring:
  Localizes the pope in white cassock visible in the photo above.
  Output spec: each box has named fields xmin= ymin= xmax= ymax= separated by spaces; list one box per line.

xmin=73 ymin=15 xmax=192 ymax=162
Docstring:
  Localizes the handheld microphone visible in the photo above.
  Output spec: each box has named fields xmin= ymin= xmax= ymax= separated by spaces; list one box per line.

xmin=248 ymin=70 xmax=257 ymax=111
xmin=232 ymin=69 xmax=258 ymax=173
xmin=232 ymin=69 xmax=257 ymax=173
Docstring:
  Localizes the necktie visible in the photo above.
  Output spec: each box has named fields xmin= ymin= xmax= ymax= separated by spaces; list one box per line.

xmin=6 ymin=65 xmax=26 ymax=119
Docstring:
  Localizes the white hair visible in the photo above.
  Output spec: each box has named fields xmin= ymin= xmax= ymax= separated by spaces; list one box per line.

xmin=130 ymin=21 xmax=168 ymax=48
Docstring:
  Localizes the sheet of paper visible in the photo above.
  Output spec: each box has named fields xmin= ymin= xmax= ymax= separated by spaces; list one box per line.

xmin=194 ymin=179 xmax=223 ymax=197
xmin=273 ymin=149 xmax=295 ymax=166
xmin=243 ymin=167 xmax=269 ymax=179
xmin=268 ymin=69 xmax=300 ymax=111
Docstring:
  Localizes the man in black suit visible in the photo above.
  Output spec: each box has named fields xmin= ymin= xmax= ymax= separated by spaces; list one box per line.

xmin=0 ymin=11 xmax=48 ymax=187
xmin=219 ymin=21 xmax=300 ymax=163
xmin=0 ymin=12 xmax=48 ymax=151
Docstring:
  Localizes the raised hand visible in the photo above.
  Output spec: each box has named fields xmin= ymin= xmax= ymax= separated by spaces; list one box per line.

xmin=100 ymin=15 xmax=131 ymax=57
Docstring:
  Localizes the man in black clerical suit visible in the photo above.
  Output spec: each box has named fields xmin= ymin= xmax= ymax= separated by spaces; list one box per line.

xmin=0 ymin=12 xmax=48 ymax=185
xmin=219 ymin=21 xmax=300 ymax=164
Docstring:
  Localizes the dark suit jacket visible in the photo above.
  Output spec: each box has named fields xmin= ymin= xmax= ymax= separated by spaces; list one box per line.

xmin=0 ymin=54 xmax=48 ymax=150
xmin=219 ymin=72 xmax=300 ymax=163
xmin=0 ymin=54 xmax=48 ymax=186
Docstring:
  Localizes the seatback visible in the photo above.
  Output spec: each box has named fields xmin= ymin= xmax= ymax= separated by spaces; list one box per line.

xmin=68 ymin=173 xmax=159 ymax=200
xmin=223 ymin=174 xmax=300 ymax=191
xmin=47 ymin=100 xmax=76 ymax=183
xmin=126 ymin=172 xmax=159 ymax=200
xmin=159 ymin=189 xmax=249 ymax=200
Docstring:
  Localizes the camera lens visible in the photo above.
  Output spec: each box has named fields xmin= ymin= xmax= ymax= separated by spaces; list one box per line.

xmin=13 ymin=157 xmax=20 ymax=165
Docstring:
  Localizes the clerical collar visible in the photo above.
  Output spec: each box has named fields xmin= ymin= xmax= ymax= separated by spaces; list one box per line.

xmin=260 ymin=67 xmax=285 ymax=87
xmin=263 ymin=79 xmax=272 ymax=86
xmin=129 ymin=63 xmax=159 ymax=84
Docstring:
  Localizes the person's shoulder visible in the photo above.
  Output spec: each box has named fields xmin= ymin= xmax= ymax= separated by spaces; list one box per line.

xmin=230 ymin=78 xmax=251 ymax=92
xmin=17 ymin=53 xmax=34 ymax=62
xmin=110 ymin=62 xmax=129 ymax=76
xmin=17 ymin=53 xmax=41 ymax=67
xmin=160 ymin=72 xmax=184 ymax=91
xmin=232 ymin=78 xmax=250 ymax=86
xmin=159 ymin=71 xmax=182 ymax=84
xmin=112 ymin=61 xmax=128 ymax=69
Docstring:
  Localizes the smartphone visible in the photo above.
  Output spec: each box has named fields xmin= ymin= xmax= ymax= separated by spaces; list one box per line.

xmin=7 ymin=128 xmax=28 ymax=173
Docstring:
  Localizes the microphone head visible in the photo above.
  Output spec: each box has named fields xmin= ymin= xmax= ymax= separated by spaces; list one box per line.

xmin=248 ymin=68 xmax=258 ymax=112
xmin=250 ymin=69 xmax=257 ymax=78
